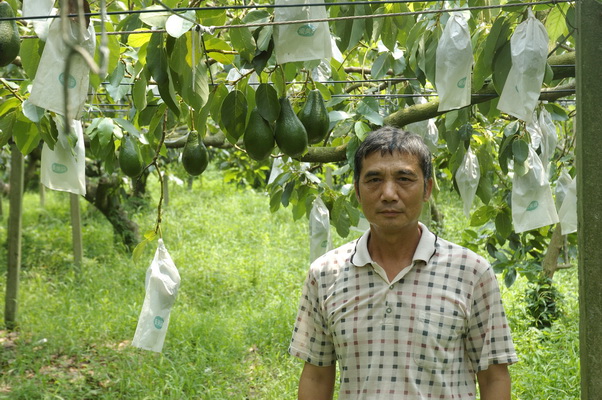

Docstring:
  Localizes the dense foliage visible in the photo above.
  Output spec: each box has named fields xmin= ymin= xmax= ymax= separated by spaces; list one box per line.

xmin=0 ymin=1 xmax=576 ymax=288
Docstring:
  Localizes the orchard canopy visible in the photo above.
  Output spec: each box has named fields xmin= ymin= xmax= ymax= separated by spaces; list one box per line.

xmin=0 ymin=0 xmax=576 ymax=283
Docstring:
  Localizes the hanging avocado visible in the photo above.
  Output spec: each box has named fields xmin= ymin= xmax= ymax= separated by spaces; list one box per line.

xmin=244 ymin=108 xmax=275 ymax=161
xmin=274 ymin=97 xmax=308 ymax=158
xmin=119 ymin=134 xmax=144 ymax=178
xmin=0 ymin=1 xmax=20 ymax=67
xmin=298 ymin=89 xmax=330 ymax=144
xmin=182 ymin=130 xmax=209 ymax=176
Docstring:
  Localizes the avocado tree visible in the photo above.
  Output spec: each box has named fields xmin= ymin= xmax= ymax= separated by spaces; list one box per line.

xmin=1 ymin=2 xmax=577 ymax=301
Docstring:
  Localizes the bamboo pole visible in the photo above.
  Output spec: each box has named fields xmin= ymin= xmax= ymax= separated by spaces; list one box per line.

xmin=4 ymin=143 xmax=24 ymax=330
xmin=70 ymin=193 xmax=83 ymax=267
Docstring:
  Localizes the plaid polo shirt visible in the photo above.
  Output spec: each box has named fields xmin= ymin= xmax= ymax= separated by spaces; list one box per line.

xmin=289 ymin=223 xmax=517 ymax=399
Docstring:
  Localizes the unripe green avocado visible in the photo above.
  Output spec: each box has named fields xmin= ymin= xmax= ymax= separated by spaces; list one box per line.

xmin=298 ymin=89 xmax=330 ymax=144
xmin=119 ymin=134 xmax=144 ymax=178
xmin=182 ymin=130 xmax=209 ymax=176
xmin=244 ymin=108 xmax=275 ymax=161
xmin=274 ymin=97 xmax=308 ymax=158
xmin=0 ymin=1 xmax=20 ymax=67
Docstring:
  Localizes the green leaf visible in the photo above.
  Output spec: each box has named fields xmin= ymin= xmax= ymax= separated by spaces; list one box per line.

xmin=272 ymin=68 xmax=286 ymax=98
xmin=281 ymin=181 xmax=295 ymax=207
xmin=357 ymin=98 xmax=383 ymax=126
xmin=147 ymin=33 xmax=169 ymax=85
xmin=0 ymin=111 xmax=16 ymax=147
xmin=198 ymin=8 xmax=227 ymax=27
xmin=38 ymin=115 xmax=58 ymax=150
xmin=512 ymin=139 xmax=529 ymax=165
xmin=492 ymin=41 xmax=512 ymax=95
xmin=114 ymin=118 xmax=140 ymax=137
xmin=495 ymin=209 xmax=513 ymax=239
xmin=0 ymin=97 xmax=20 ymax=117
xmin=207 ymin=83 xmax=226 ymax=125
xmin=139 ymin=5 xmax=170 ymax=28
xmin=332 ymin=196 xmax=351 ymax=237
xmin=97 ymin=118 xmax=116 ymax=147
xmin=504 ymin=267 xmax=517 ymax=288
xmin=255 ymin=83 xmax=280 ymax=122
xmin=482 ymin=17 xmax=510 ymax=71
xmin=229 ymin=18 xmax=256 ymax=63
xmin=133 ymin=238 xmax=152 ymax=263
xmin=13 ymin=113 xmax=41 ymax=155
xmin=545 ymin=4 xmax=570 ymax=47
xmin=255 ymin=25 xmax=273 ymax=52
xmin=270 ymin=188 xmax=283 ymax=212
xmin=470 ymin=205 xmax=496 ymax=227
xmin=221 ymin=89 xmax=248 ymax=142
xmin=133 ymin=74 xmax=148 ymax=111
xmin=371 ymin=52 xmax=392 ymax=80
xmin=19 ymin=36 xmax=43 ymax=79
xmin=347 ymin=5 xmax=368 ymax=51
xmin=182 ymin=61 xmax=210 ymax=111
xmin=203 ymin=38 xmax=235 ymax=65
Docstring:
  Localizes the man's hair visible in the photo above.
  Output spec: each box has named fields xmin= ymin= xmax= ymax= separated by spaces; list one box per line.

xmin=353 ymin=126 xmax=433 ymax=186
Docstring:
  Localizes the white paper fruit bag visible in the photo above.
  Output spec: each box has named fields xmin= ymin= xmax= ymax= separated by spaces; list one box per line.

xmin=273 ymin=0 xmax=332 ymax=64
xmin=132 ymin=239 xmax=181 ymax=353
xmin=436 ymin=12 xmax=473 ymax=112
xmin=41 ymin=117 xmax=86 ymax=196
xmin=497 ymin=11 xmax=548 ymax=122
xmin=455 ymin=148 xmax=480 ymax=218
xmin=557 ymin=174 xmax=577 ymax=235
xmin=512 ymin=147 xmax=559 ymax=233
xmin=29 ymin=18 xmax=96 ymax=120
xmin=309 ymin=197 xmax=332 ymax=262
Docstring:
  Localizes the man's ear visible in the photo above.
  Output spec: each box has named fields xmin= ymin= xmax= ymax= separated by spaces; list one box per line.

xmin=354 ymin=182 xmax=360 ymax=201
xmin=423 ymin=178 xmax=433 ymax=202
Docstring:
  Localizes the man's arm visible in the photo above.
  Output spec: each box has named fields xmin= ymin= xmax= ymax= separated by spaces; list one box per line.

xmin=298 ymin=362 xmax=336 ymax=400
xmin=477 ymin=363 xmax=511 ymax=400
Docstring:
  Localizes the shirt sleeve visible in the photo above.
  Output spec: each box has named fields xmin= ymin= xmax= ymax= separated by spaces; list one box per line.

xmin=288 ymin=268 xmax=337 ymax=367
xmin=465 ymin=266 xmax=518 ymax=372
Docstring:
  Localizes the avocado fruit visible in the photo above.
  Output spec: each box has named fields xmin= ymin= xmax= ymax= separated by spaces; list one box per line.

xmin=244 ymin=108 xmax=275 ymax=161
xmin=119 ymin=134 xmax=144 ymax=178
xmin=298 ymin=89 xmax=330 ymax=144
xmin=182 ymin=130 xmax=209 ymax=176
xmin=274 ymin=97 xmax=308 ymax=158
xmin=0 ymin=1 xmax=20 ymax=67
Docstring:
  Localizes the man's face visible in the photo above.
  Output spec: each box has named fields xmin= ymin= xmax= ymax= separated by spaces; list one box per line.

xmin=355 ymin=151 xmax=432 ymax=236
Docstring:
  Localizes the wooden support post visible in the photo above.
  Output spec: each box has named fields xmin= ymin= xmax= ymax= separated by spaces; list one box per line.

xmin=40 ymin=182 xmax=46 ymax=208
xmin=4 ymin=143 xmax=24 ymax=330
xmin=576 ymin=0 xmax=602 ymax=398
xmin=70 ymin=193 xmax=83 ymax=267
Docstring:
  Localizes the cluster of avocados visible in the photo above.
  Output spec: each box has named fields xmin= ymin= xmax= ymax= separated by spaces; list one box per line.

xmin=117 ymin=91 xmax=329 ymax=178
xmin=246 ymin=89 xmax=330 ymax=161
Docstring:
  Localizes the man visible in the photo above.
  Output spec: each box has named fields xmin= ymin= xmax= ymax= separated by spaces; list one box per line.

xmin=289 ymin=126 xmax=517 ymax=399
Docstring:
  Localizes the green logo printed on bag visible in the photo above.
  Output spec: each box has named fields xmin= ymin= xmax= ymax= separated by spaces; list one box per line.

xmin=297 ymin=24 xmax=317 ymax=37
xmin=154 ymin=316 xmax=164 ymax=329
xmin=51 ymin=163 xmax=68 ymax=174
xmin=526 ymin=200 xmax=539 ymax=211
xmin=59 ymin=73 xmax=77 ymax=89
xmin=457 ymin=77 xmax=467 ymax=88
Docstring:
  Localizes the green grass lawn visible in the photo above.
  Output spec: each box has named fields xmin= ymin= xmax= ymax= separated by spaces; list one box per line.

xmin=0 ymin=169 xmax=579 ymax=399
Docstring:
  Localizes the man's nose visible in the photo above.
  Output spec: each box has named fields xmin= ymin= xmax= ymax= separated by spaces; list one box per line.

xmin=381 ymin=179 xmax=398 ymax=201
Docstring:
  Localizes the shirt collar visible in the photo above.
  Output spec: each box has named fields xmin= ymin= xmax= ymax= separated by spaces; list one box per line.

xmin=350 ymin=222 xmax=437 ymax=267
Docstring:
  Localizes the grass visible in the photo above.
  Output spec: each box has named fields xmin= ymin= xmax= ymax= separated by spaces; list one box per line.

xmin=0 ymin=169 xmax=580 ymax=399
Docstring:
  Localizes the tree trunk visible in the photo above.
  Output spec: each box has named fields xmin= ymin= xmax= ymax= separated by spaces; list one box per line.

xmin=84 ymin=176 xmax=141 ymax=249
xmin=542 ymin=225 xmax=573 ymax=279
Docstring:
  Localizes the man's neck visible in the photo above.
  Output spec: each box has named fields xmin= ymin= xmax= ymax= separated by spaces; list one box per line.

xmin=367 ymin=224 xmax=422 ymax=280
